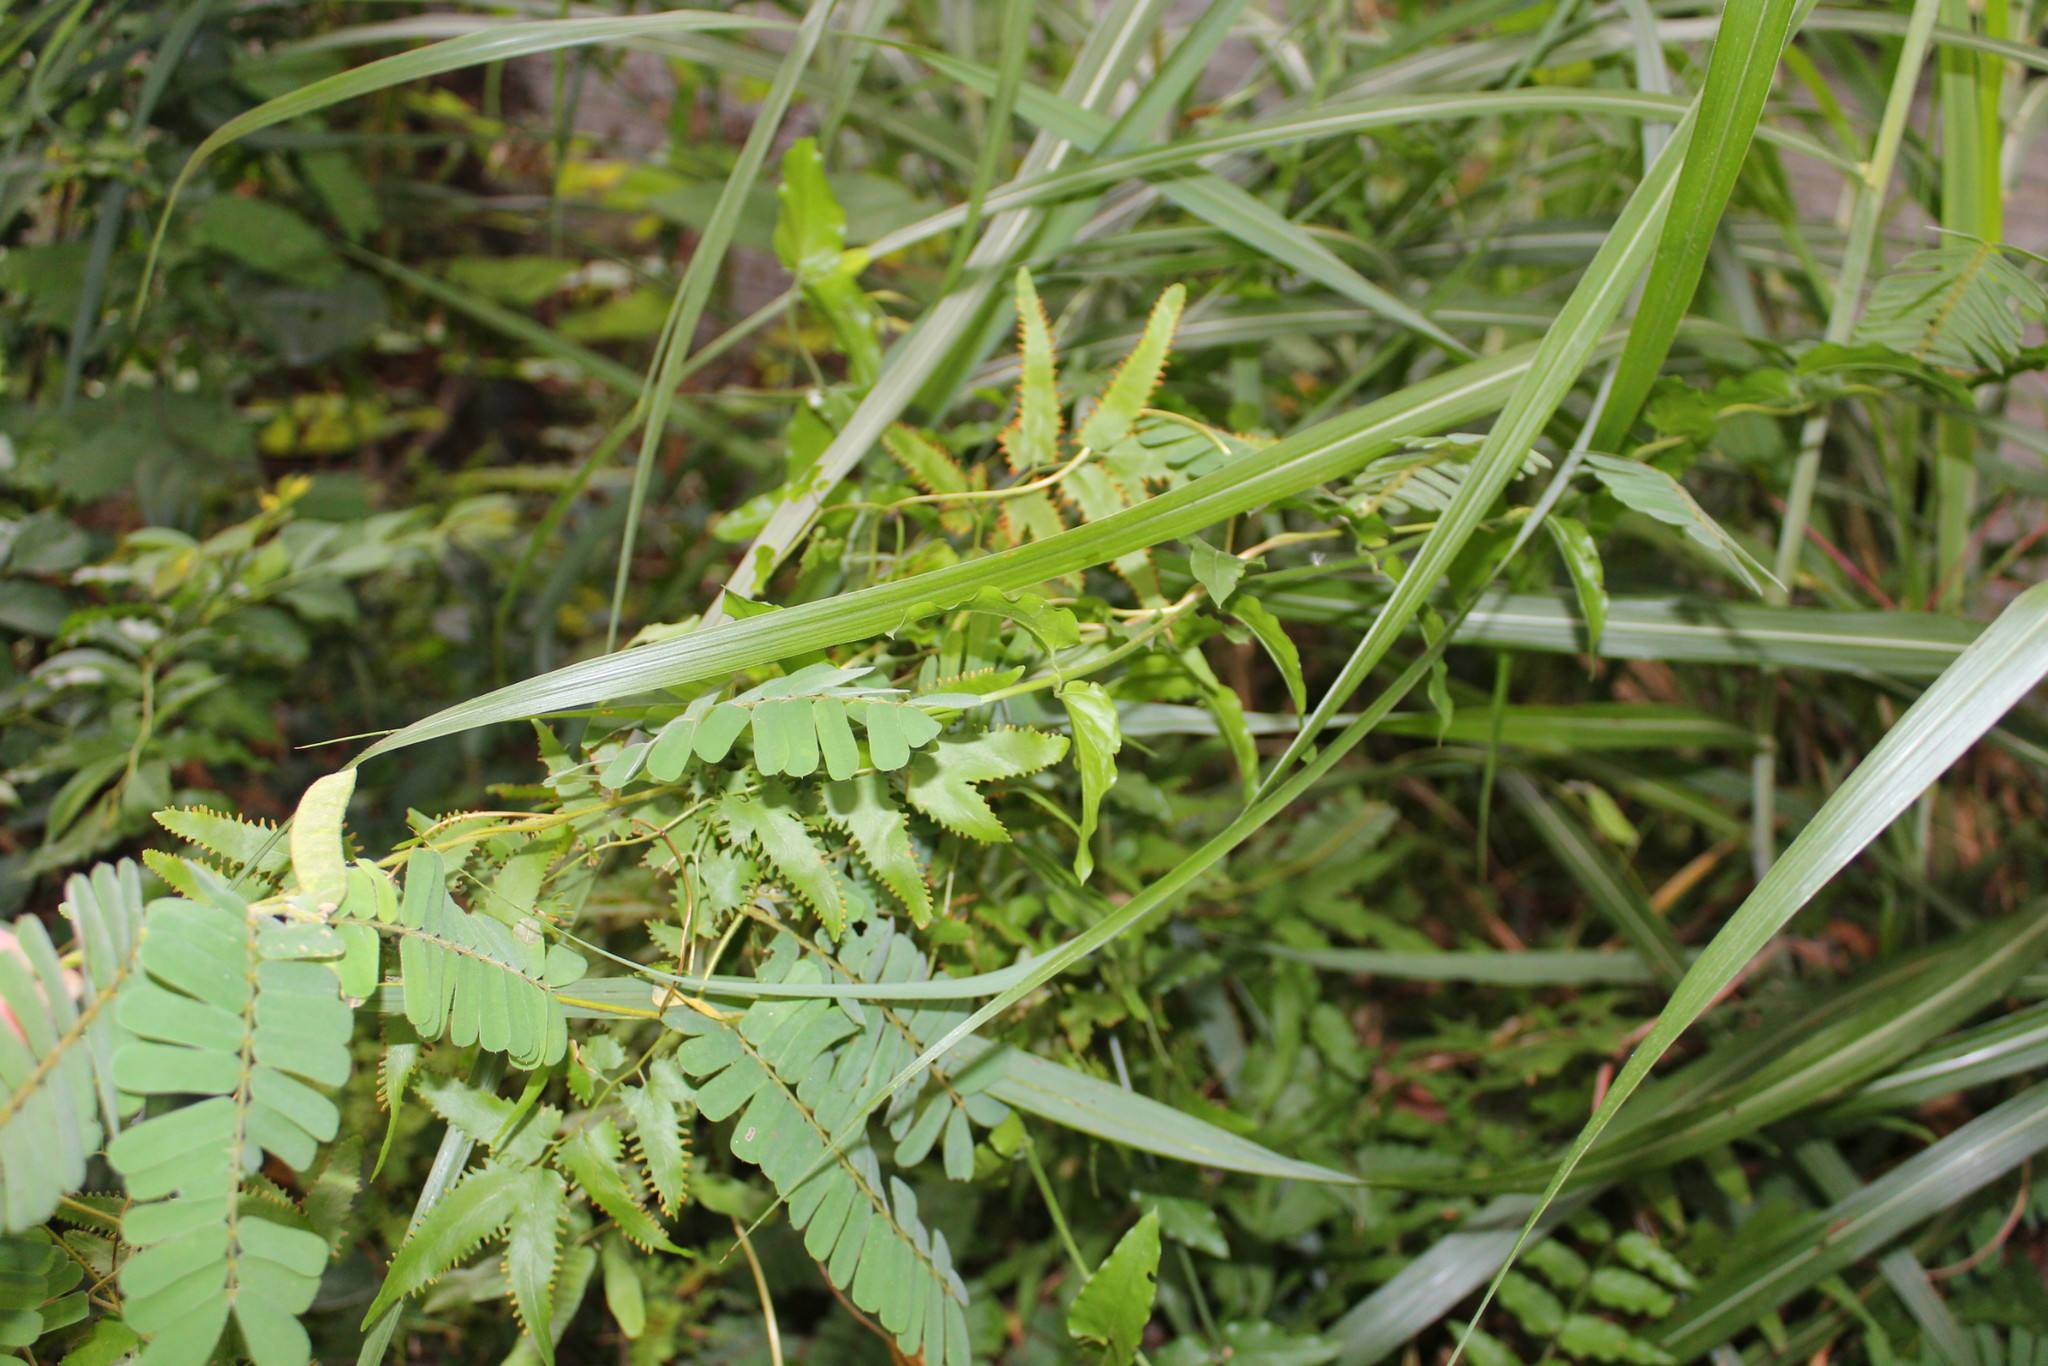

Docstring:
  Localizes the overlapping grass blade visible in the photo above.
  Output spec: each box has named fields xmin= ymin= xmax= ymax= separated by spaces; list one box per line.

xmin=1259 ymin=103 xmax=1698 ymax=793
xmin=604 ymin=0 xmax=837 ymax=649
xmin=1247 ymin=586 xmax=1982 ymax=678
xmin=1591 ymin=0 xmax=1801 ymax=448
xmin=355 ymin=338 xmax=1593 ymax=761
xmin=136 ymin=11 xmax=788 ymax=299
xmin=715 ymin=0 xmax=1180 ymax=605
xmin=1501 ymin=772 xmax=1686 ymax=986
xmin=1658 ymin=1082 xmax=2048 ymax=1357
xmin=1459 ymin=581 xmax=2048 ymax=1354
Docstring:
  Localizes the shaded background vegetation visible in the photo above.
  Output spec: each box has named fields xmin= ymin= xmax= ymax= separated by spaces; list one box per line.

xmin=4 ymin=2 xmax=2048 ymax=1363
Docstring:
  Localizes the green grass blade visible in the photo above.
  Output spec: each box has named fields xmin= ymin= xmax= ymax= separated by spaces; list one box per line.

xmin=1241 ymin=586 xmax=1983 ymax=678
xmin=958 ymin=1038 xmax=1357 ymax=1183
xmin=715 ymin=0 xmax=1177 ymax=607
xmin=1458 ymin=581 xmax=2048 ymax=1357
xmin=136 ymin=11 xmax=787 ymax=303
xmin=1258 ymin=103 xmax=1698 ymax=797
xmin=356 ymin=338 xmax=1590 ymax=762
xmin=603 ymin=0 xmax=838 ymax=651
xmin=1794 ymin=1138 xmax=1979 ymax=1366
xmin=1256 ymin=945 xmax=1665 ymax=986
xmin=1501 ymin=772 xmax=1686 ymax=986
xmin=1658 ymin=1081 xmax=2048 ymax=1357
xmin=1825 ymin=1001 xmax=2048 ymax=1121
xmin=1591 ymin=0 xmax=1801 ymax=449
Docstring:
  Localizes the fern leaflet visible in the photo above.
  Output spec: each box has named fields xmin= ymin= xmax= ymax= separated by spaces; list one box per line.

xmin=106 ymin=866 xmax=351 ymax=1366
xmin=0 ymin=860 xmax=144 ymax=1233
xmin=393 ymin=848 xmax=585 ymax=1069
xmin=669 ymin=954 xmax=972 ymax=1364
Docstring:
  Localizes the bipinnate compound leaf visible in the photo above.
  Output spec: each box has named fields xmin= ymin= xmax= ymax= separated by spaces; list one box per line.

xmin=822 ymin=774 xmax=933 ymax=924
xmin=642 ymin=664 xmax=945 ymax=783
xmin=0 ymin=861 xmax=144 ymax=1234
xmin=393 ymin=849 xmax=584 ymax=1069
xmin=718 ymin=787 xmax=848 ymax=937
xmin=668 ymin=953 xmax=973 ymax=1364
xmin=107 ymin=866 xmax=352 ymax=1366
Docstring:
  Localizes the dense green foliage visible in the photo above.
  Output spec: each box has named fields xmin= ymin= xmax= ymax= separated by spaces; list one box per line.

xmin=5 ymin=2 xmax=2048 ymax=1363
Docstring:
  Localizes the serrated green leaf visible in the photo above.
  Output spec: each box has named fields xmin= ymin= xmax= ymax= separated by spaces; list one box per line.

xmin=1077 ymin=286 xmax=1185 ymax=451
xmin=906 ymin=729 xmax=1069 ymax=843
xmin=822 ymin=775 xmax=933 ymax=924
xmin=556 ymin=1120 xmax=682 ymax=1254
xmin=361 ymin=1163 xmax=535 ymax=1324
xmin=1067 ymin=1210 xmax=1160 ymax=1365
xmin=1229 ymin=594 xmax=1305 ymax=713
xmin=154 ymin=808 xmax=288 ymax=879
xmin=883 ymin=424 xmax=969 ymax=497
xmin=504 ymin=1169 xmax=568 ymax=1359
xmin=718 ymin=787 xmax=848 ymax=937
xmin=1059 ymin=682 xmax=1121 ymax=882
xmin=1003 ymin=268 xmax=1062 ymax=474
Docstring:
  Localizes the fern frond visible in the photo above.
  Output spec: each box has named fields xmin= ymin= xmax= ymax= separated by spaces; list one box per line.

xmin=670 ymin=956 xmax=972 ymax=1364
xmin=1857 ymin=240 xmax=2048 ymax=370
xmin=1003 ymin=268 xmax=1064 ymax=474
xmin=361 ymin=1161 xmax=562 ymax=1325
xmin=619 ymin=1056 xmax=694 ymax=1216
xmin=502 ymin=1169 xmax=568 ymax=1360
xmin=1076 ymin=283 xmax=1186 ymax=451
xmin=0 ymin=860 xmax=144 ymax=1233
xmin=905 ymin=728 xmax=1070 ymax=843
xmin=393 ymin=849 xmax=585 ymax=1069
xmin=821 ymin=774 xmax=933 ymax=925
xmin=154 ymin=808 xmax=288 ymax=880
xmin=882 ymin=425 xmax=969 ymax=497
xmin=556 ymin=1119 xmax=682 ymax=1254
xmin=718 ymin=787 xmax=848 ymax=938
xmin=106 ymin=867 xmax=351 ymax=1366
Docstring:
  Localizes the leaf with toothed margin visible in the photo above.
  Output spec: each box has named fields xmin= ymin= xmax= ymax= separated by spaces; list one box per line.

xmin=718 ymin=786 xmax=848 ymax=937
xmin=906 ymin=729 xmax=1069 ymax=843
xmin=882 ymin=424 xmax=968 ymax=497
xmin=1059 ymin=682 xmax=1122 ymax=883
xmin=154 ymin=807 xmax=289 ymax=878
xmin=361 ymin=1163 xmax=552 ymax=1325
xmin=620 ymin=1056 xmax=694 ymax=1217
xmin=502 ymin=1166 xmax=568 ymax=1362
xmin=883 ymin=426 xmax=975 ymax=536
xmin=556 ymin=1119 xmax=682 ymax=1254
xmin=1003 ymin=268 xmax=1062 ymax=474
xmin=1077 ymin=284 xmax=1185 ymax=451
xmin=822 ymin=774 xmax=933 ymax=924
